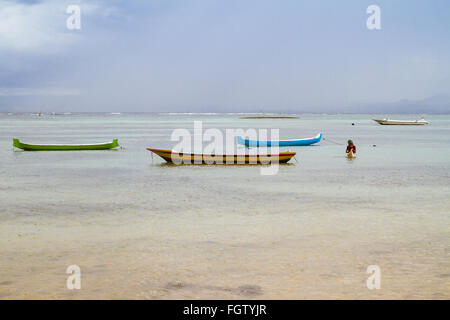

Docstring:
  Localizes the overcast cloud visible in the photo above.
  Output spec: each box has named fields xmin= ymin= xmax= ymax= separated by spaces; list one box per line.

xmin=1 ymin=0 xmax=449 ymax=113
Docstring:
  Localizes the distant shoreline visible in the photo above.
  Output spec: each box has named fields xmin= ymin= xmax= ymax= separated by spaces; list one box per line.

xmin=1 ymin=112 xmax=449 ymax=115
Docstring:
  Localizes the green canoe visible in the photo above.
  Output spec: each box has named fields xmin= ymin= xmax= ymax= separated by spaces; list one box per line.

xmin=13 ymin=138 xmax=119 ymax=151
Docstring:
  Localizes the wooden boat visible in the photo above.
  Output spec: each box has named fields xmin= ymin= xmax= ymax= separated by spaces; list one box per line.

xmin=13 ymin=138 xmax=119 ymax=151
xmin=237 ymin=133 xmax=322 ymax=147
xmin=147 ymin=148 xmax=296 ymax=164
xmin=372 ymin=118 xmax=429 ymax=125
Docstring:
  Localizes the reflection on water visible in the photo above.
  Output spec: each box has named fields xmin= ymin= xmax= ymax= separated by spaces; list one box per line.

xmin=0 ymin=113 xmax=449 ymax=299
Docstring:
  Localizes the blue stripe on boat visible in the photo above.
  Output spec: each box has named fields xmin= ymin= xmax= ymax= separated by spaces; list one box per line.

xmin=237 ymin=133 xmax=322 ymax=147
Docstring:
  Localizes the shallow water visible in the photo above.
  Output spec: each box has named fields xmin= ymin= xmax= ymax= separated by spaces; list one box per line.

xmin=0 ymin=113 xmax=449 ymax=299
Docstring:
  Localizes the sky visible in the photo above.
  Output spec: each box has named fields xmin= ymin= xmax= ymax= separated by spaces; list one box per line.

xmin=0 ymin=0 xmax=449 ymax=113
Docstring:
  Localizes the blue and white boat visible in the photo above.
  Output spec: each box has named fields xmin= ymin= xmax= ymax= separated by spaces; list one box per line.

xmin=237 ymin=133 xmax=322 ymax=147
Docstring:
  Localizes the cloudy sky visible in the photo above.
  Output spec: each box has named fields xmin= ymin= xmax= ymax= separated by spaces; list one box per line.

xmin=1 ymin=0 xmax=449 ymax=112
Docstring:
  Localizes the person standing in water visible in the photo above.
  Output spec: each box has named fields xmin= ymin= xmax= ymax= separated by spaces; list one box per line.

xmin=346 ymin=140 xmax=356 ymax=156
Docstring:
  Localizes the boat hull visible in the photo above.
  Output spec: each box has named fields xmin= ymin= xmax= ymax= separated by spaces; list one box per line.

xmin=237 ymin=133 xmax=322 ymax=147
xmin=13 ymin=138 xmax=119 ymax=151
xmin=373 ymin=119 xmax=428 ymax=125
xmin=147 ymin=148 xmax=296 ymax=164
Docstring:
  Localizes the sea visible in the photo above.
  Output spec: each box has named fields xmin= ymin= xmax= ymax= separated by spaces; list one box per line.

xmin=0 ymin=113 xmax=448 ymax=299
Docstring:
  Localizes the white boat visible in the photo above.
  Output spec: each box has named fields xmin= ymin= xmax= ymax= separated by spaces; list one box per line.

xmin=372 ymin=118 xmax=429 ymax=125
